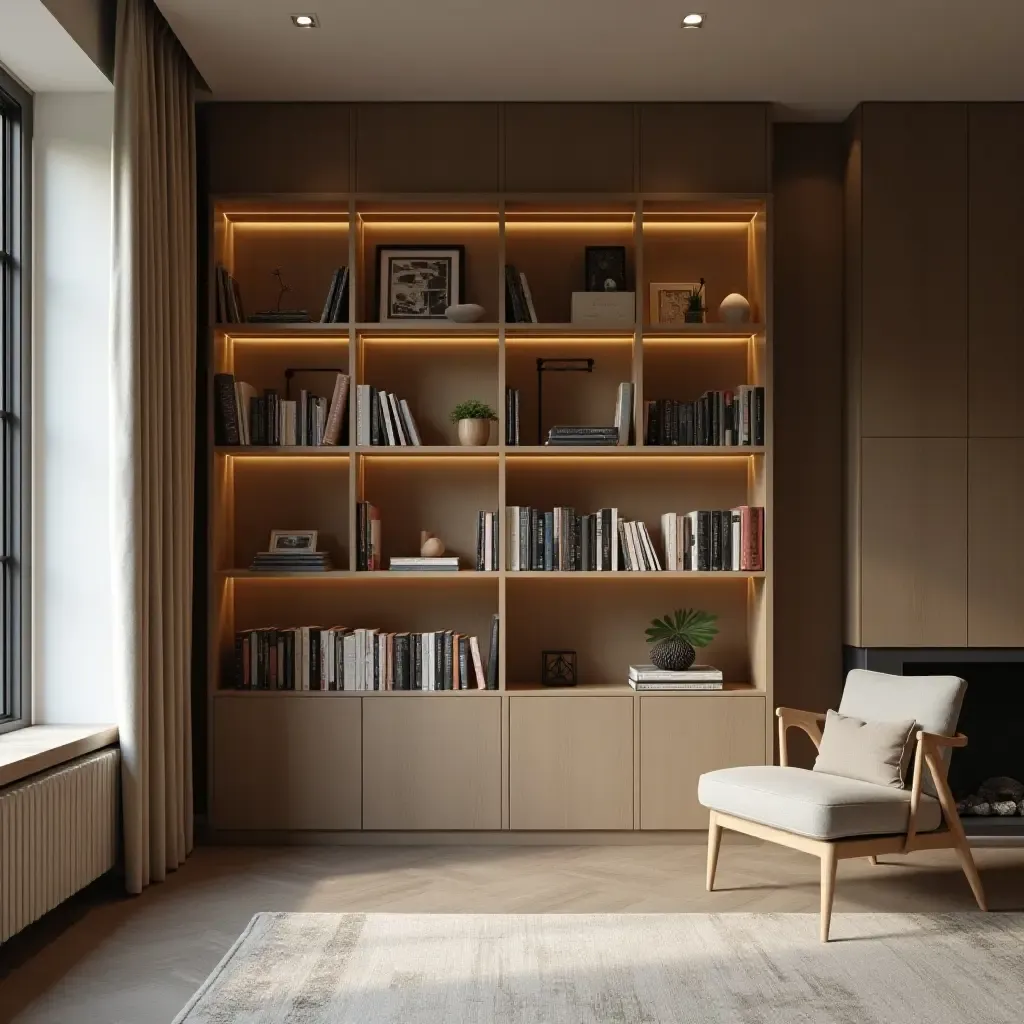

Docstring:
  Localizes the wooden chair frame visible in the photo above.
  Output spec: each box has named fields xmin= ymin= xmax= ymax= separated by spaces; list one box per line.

xmin=706 ymin=706 xmax=988 ymax=942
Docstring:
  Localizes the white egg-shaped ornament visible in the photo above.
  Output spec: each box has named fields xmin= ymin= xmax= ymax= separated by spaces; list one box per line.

xmin=718 ymin=292 xmax=751 ymax=324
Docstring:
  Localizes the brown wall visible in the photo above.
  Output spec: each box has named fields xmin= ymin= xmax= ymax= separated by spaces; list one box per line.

xmin=772 ymin=124 xmax=846 ymax=765
xmin=41 ymin=0 xmax=115 ymax=80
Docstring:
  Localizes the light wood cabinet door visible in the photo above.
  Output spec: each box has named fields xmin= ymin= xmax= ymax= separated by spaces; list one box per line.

xmin=969 ymin=440 xmax=1024 ymax=645
xmin=509 ymin=696 xmax=633 ymax=830
xmin=639 ymin=104 xmax=769 ymax=193
xmin=212 ymin=696 xmax=362 ymax=831
xmin=860 ymin=104 xmax=968 ymax=437
xmin=860 ymin=438 xmax=968 ymax=647
xmin=640 ymin=696 xmax=766 ymax=830
xmin=362 ymin=697 xmax=502 ymax=830
xmin=503 ymin=104 xmax=635 ymax=192
xmin=969 ymin=105 xmax=1024 ymax=438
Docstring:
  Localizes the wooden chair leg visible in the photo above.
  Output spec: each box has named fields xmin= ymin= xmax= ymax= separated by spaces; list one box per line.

xmin=954 ymin=838 xmax=988 ymax=912
xmin=820 ymin=846 xmax=837 ymax=943
xmin=867 ymin=856 xmax=879 ymax=866
xmin=706 ymin=811 xmax=723 ymax=892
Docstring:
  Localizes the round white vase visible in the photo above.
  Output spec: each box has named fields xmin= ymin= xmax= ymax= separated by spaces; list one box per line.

xmin=457 ymin=418 xmax=490 ymax=446
xmin=718 ymin=293 xmax=751 ymax=324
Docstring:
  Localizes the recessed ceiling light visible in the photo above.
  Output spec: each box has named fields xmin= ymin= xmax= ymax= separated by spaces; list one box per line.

xmin=681 ymin=13 xmax=705 ymax=28
xmin=291 ymin=13 xmax=318 ymax=28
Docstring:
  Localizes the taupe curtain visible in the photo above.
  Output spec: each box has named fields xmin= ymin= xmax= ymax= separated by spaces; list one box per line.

xmin=111 ymin=0 xmax=196 ymax=894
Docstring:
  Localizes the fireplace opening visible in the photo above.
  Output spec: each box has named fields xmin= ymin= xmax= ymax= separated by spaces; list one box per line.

xmin=904 ymin=662 xmax=1024 ymax=821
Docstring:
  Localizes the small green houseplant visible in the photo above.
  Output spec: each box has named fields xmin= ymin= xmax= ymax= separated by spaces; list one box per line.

xmin=451 ymin=400 xmax=497 ymax=447
xmin=645 ymin=608 xmax=718 ymax=671
xmin=685 ymin=278 xmax=706 ymax=324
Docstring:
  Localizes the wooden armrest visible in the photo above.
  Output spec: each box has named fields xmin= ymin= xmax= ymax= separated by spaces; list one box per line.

xmin=916 ymin=730 xmax=968 ymax=750
xmin=775 ymin=707 xmax=826 ymax=765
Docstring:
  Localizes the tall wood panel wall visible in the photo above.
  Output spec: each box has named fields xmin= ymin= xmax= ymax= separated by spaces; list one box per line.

xmin=844 ymin=103 xmax=1024 ymax=649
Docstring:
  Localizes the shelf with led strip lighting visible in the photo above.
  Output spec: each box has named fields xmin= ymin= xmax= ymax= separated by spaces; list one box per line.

xmin=204 ymin=189 xmax=772 ymax=836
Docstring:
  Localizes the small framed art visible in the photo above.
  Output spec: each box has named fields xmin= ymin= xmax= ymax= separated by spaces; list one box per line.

xmin=269 ymin=530 xmax=319 ymax=552
xmin=376 ymin=245 xmax=465 ymax=321
xmin=650 ymin=282 xmax=704 ymax=325
xmin=585 ymin=246 xmax=628 ymax=292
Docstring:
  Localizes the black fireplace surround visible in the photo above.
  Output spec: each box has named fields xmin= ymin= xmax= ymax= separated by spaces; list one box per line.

xmin=844 ymin=647 xmax=1024 ymax=834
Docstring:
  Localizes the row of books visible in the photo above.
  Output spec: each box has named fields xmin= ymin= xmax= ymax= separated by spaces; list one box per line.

xmin=476 ymin=511 xmax=499 ymax=571
xmin=214 ymin=263 xmax=352 ymax=325
xmin=356 ymin=501 xmax=381 ymax=571
xmin=504 ymin=266 xmax=539 ymax=323
xmin=214 ymin=372 xmax=349 ymax=446
xmin=505 ymin=387 xmax=521 ymax=445
xmin=507 ymin=507 xmax=622 ymax=572
xmin=643 ymin=387 xmax=765 ymax=447
xmin=355 ymin=385 xmax=423 ymax=446
xmin=214 ymin=264 xmax=245 ymax=323
xmin=318 ymin=267 xmax=350 ymax=323
xmin=661 ymin=507 xmax=765 ymax=571
xmin=231 ymin=616 xmax=499 ymax=691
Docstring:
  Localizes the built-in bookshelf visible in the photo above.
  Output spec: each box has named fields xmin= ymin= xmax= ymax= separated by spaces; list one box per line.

xmin=205 ymin=193 xmax=771 ymax=833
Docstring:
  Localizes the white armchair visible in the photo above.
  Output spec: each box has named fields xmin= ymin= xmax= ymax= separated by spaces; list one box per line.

xmin=697 ymin=670 xmax=987 ymax=942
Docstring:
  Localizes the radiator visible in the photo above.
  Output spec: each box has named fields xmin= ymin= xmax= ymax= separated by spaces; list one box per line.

xmin=0 ymin=747 xmax=119 ymax=943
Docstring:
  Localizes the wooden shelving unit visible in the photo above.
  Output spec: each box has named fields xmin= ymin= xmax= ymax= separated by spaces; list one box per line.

xmin=205 ymin=192 xmax=772 ymax=835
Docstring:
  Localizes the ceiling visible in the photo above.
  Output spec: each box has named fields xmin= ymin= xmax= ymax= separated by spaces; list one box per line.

xmin=154 ymin=1 xmax=1024 ymax=118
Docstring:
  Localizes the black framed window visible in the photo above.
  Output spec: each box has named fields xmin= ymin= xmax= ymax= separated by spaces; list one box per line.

xmin=0 ymin=67 xmax=30 ymax=734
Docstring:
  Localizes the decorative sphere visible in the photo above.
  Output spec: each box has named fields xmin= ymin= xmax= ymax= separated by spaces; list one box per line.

xmin=420 ymin=535 xmax=446 ymax=558
xmin=445 ymin=303 xmax=485 ymax=323
xmin=718 ymin=293 xmax=751 ymax=324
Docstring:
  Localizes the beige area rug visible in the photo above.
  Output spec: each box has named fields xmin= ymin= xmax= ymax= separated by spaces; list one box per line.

xmin=174 ymin=912 xmax=1024 ymax=1023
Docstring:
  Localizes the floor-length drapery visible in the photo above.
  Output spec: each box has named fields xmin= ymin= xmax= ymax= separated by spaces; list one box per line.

xmin=111 ymin=0 xmax=196 ymax=894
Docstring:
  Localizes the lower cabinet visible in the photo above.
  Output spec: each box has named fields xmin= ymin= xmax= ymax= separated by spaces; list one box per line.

xmin=639 ymin=696 xmax=766 ymax=829
xmin=509 ymin=696 xmax=633 ymax=830
xmin=212 ymin=695 xmax=362 ymax=830
xmin=362 ymin=696 xmax=502 ymax=830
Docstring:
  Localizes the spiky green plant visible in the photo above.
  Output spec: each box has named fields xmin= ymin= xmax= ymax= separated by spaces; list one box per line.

xmin=645 ymin=608 xmax=718 ymax=671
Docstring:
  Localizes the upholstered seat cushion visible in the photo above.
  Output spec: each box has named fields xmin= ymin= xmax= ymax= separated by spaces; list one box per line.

xmin=698 ymin=766 xmax=943 ymax=840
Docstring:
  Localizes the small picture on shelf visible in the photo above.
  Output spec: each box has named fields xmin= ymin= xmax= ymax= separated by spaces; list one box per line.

xmin=269 ymin=529 xmax=318 ymax=552
xmin=650 ymin=281 xmax=704 ymax=325
xmin=585 ymin=246 xmax=627 ymax=292
xmin=377 ymin=245 xmax=464 ymax=321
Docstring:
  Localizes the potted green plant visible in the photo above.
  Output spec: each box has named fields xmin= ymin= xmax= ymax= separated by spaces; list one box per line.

xmin=685 ymin=278 xmax=706 ymax=324
xmin=645 ymin=608 xmax=718 ymax=671
xmin=451 ymin=400 xmax=497 ymax=447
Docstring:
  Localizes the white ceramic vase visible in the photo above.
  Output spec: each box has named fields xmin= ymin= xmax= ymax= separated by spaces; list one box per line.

xmin=718 ymin=293 xmax=751 ymax=324
xmin=457 ymin=418 xmax=490 ymax=446
xmin=445 ymin=303 xmax=485 ymax=323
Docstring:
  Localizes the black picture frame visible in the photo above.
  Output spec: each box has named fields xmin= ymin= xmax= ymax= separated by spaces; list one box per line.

xmin=375 ymin=244 xmax=466 ymax=322
xmin=585 ymin=245 xmax=628 ymax=292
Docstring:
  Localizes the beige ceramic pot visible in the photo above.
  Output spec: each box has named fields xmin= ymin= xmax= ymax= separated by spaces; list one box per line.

xmin=457 ymin=418 xmax=490 ymax=446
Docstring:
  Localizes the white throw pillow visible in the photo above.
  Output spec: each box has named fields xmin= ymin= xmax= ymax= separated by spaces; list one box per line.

xmin=813 ymin=710 xmax=917 ymax=789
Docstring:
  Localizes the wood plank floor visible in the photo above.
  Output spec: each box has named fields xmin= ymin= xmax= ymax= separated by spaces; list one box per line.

xmin=2 ymin=839 xmax=1023 ymax=1024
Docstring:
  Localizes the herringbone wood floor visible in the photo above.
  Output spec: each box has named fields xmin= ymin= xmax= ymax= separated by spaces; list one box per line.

xmin=2 ymin=840 xmax=1023 ymax=1024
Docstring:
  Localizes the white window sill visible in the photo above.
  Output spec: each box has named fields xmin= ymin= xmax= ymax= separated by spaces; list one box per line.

xmin=0 ymin=724 xmax=118 ymax=788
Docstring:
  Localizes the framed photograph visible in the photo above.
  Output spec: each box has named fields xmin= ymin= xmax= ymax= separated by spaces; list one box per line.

xmin=585 ymin=246 xmax=628 ymax=292
xmin=376 ymin=245 xmax=465 ymax=321
xmin=268 ymin=530 xmax=318 ymax=553
xmin=650 ymin=282 xmax=703 ymax=325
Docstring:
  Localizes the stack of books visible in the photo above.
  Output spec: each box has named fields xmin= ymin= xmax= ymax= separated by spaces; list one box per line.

xmin=476 ymin=511 xmax=499 ymax=570
xmin=249 ymin=550 xmax=334 ymax=573
xmin=389 ymin=557 xmax=460 ymax=572
xmin=545 ymin=426 xmax=618 ymax=446
xmin=213 ymin=372 xmax=349 ymax=447
xmin=505 ymin=387 xmax=521 ymax=445
xmin=661 ymin=506 xmax=765 ymax=572
xmin=628 ymin=664 xmax=724 ymax=691
xmin=319 ymin=267 xmax=350 ymax=323
xmin=504 ymin=266 xmax=539 ymax=323
xmin=355 ymin=385 xmax=423 ymax=446
xmin=232 ymin=622 xmax=498 ymax=691
xmin=247 ymin=310 xmax=311 ymax=324
xmin=356 ymin=502 xmax=381 ymax=571
xmin=644 ymin=386 xmax=765 ymax=447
